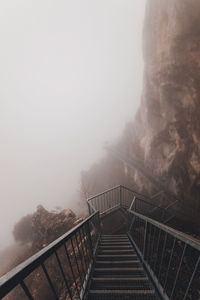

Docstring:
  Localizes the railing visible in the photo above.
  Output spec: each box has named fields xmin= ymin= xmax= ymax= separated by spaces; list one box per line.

xmin=128 ymin=209 xmax=200 ymax=300
xmin=87 ymin=185 xmax=175 ymax=223
xmin=87 ymin=185 xmax=157 ymax=215
xmin=87 ymin=186 xmax=121 ymax=216
xmin=0 ymin=212 xmax=100 ymax=300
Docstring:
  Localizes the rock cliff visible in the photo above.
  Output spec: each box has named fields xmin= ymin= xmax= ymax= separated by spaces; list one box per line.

xmin=81 ymin=0 xmax=200 ymax=226
xmin=137 ymin=0 xmax=200 ymax=219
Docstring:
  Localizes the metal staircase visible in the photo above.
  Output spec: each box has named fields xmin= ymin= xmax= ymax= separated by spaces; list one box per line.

xmin=0 ymin=185 xmax=199 ymax=300
xmin=87 ymin=234 xmax=159 ymax=299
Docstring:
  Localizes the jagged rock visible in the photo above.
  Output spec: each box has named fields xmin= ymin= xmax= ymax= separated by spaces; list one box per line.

xmin=81 ymin=0 xmax=200 ymax=227
xmin=132 ymin=0 xmax=200 ymax=222
xmin=31 ymin=205 xmax=81 ymax=249
xmin=12 ymin=205 xmax=81 ymax=251
xmin=2 ymin=205 xmax=83 ymax=299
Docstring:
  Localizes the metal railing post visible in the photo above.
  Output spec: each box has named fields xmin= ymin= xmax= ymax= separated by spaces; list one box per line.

xmin=143 ymin=220 xmax=148 ymax=259
xmin=86 ymin=221 xmax=93 ymax=255
xmin=87 ymin=202 xmax=91 ymax=215
xmin=120 ymin=185 xmax=122 ymax=207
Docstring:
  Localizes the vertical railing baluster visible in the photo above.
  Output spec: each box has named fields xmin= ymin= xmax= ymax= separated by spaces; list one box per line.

xmin=158 ymin=232 xmax=168 ymax=279
xmin=64 ymin=243 xmax=81 ymax=299
xmin=71 ymin=238 xmax=83 ymax=286
xmin=149 ymin=226 xmax=157 ymax=266
xmin=75 ymin=232 xmax=86 ymax=275
xmin=81 ymin=226 xmax=90 ymax=266
xmin=170 ymin=244 xmax=187 ymax=299
xmin=20 ymin=281 xmax=34 ymax=300
xmin=78 ymin=228 xmax=88 ymax=272
xmin=41 ymin=262 xmax=58 ymax=300
xmin=120 ymin=185 xmax=122 ymax=207
xmin=143 ymin=220 xmax=148 ymax=259
xmin=183 ymin=255 xmax=200 ymax=300
xmin=146 ymin=223 xmax=152 ymax=263
xmin=87 ymin=202 xmax=91 ymax=215
xmin=163 ymin=237 xmax=176 ymax=291
xmin=55 ymin=250 xmax=73 ymax=300
xmin=86 ymin=221 xmax=93 ymax=256
xmin=153 ymin=228 xmax=162 ymax=271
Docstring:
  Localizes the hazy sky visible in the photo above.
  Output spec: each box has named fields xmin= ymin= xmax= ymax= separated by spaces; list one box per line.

xmin=0 ymin=0 xmax=146 ymax=247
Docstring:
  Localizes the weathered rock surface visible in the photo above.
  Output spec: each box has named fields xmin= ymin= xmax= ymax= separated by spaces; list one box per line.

xmin=0 ymin=206 xmax=82 ymax=299
xmin=12 ymin=205 xmax=81 ymax=251
xmin=81 ymin=0 xmax=200 ymax=226
xmin=136 ymin=0 xmax=200 ymax=220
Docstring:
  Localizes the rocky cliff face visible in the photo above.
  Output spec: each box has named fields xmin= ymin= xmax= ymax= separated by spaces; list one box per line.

xmin=82 ymin=0 xmax=200 ymax=225
xmin=137 ymin=0 xmax=200 ymax=217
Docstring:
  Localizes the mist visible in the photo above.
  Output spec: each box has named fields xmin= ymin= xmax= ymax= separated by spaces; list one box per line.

xmin=0 ymin=0 xmax=146 ymax=248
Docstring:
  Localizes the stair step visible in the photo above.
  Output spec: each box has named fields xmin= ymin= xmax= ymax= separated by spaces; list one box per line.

xmin=91 ymin=277 xmax=151 ymax=290
xmin=87 ymin=234 xmax=159 ymax=299
xmin=94 ymin=267 xmax=145 ymax=276
xmin=96 ymin=260 xmax=139 ymax=264
xmin=96 ymin=261 xmax=140 ymax=268
xmin=101 ymin=235 xmax=127 ymax=237
xmin=92 ymin=277 xmax=149 ymax=281
xmin=101 ymin=239 xmax=129 ymax=242
xmin=99 ymin=249 xmax=134 ymax=254
xmin=89 ymin=289 xmax=154 ymax=294
xmin=101 ymin=237 xmax=129 ymax=239
xmin=100 ymin=241 xmax=130 ymax=245
xmin=101 ymin=236 xmax=128 ymax=239
xmin=99 ymin=245 xmax=132 ymax=249
xmin=95 ymin=267 xmax=143 ymax=271
xmin=88 ymin=290 xmax=156 ymax=300
xmin=97 ymin=254 xmax=137 ymax=261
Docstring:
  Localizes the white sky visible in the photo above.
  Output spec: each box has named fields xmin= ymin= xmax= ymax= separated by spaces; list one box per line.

xmin=0 ymin=0 xmax=146 ymax=247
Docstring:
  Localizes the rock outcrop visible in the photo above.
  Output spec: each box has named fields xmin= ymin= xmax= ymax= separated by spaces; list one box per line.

xmin=135 ymin=0 xmax=200 ymax=220
xmin=13 ymin=205 xmax=81 ymax=251
xmin=1 ymin=206 xmax=82 ymax=299
xmin=81 ymin=0 xmax=200 ymax=226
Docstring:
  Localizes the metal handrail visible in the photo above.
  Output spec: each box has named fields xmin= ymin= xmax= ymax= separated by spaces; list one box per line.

xmin=0 ymin=212 xmax=100 ymax=300
xmin=87 ymin=185 xmax=175 ymax=224
xmin=128 ymin=209 xmax=200 ymax=300
xmin=1 ymin=186 xmax=199 ymax=299
xmin=87 ymin=185 xmax=121 ymax=201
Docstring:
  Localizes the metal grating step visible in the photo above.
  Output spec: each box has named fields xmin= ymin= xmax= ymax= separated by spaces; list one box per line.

xmin=100 ymin=241 xmax=131 ymax=245
xmin=86 ymin=234 xmax=160 ymax=300
xmin=98 ymin=249 xmax=135 ymax=254
xmin=99 ymin=245 xmax=132 ymax=249
xmin=95 ymin=260 xmax=141 ymax=268
xmin=97 ymin=254 xmax=138 ymax=261
xmin=91 ymin=277 xmax=152 ymax=290
xmin=94 ymin=267 xmax=146 ymax=277
xmin=87 ymin=290 xmax=157 ymax=300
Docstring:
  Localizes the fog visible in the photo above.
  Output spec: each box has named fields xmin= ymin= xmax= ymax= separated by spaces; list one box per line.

xmin=0 ymin=0 xmax=146 ymax=248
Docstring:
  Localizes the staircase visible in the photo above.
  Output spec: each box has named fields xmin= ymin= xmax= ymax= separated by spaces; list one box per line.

xmin=0 ymin=185 xmax=199 ymax=300
xmin=87 ymin=234 xmax=159 ymax=300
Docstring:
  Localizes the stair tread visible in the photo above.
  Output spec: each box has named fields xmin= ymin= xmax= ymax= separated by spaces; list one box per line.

xmin=95 ymin=267 xmax=143 ymax=271
xmin=92 ymin=277 xmax=149 ymax=281
xmin=89 ymin=289 xmax=155 ymax=295
xmin=100 ymin=242 xmax=130 ymax=244
xmin=88 ymin=234 xmax=158 ymax=299
xmin=97 ymin=254 xmax=137 ymax=257
xmin=100 ymin=249 xmax=134 ymax=252
xmin=96 ymin=260 xmax=139 ymax=264
xmin=99 ymin=245 xmax=132 ymax=250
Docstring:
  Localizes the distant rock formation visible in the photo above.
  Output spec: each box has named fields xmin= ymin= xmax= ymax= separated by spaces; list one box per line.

xmin=0 ymin=205 xmax=82 ymax=298
xmin=81 ymin=0 xmax=200 ymax=226
xmin=13 ymin=205 xmax=81 ymax=251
